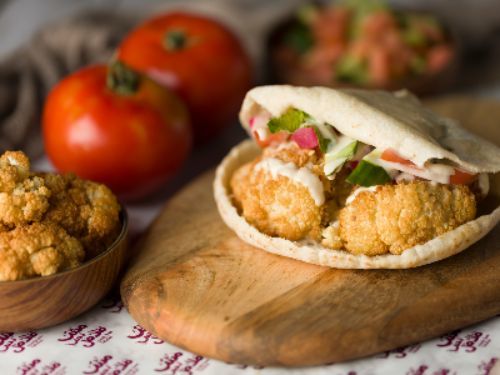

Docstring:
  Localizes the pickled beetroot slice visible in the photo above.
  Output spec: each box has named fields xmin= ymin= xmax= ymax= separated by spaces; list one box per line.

xmin=291 ymin=127 xmax=318 ymax=149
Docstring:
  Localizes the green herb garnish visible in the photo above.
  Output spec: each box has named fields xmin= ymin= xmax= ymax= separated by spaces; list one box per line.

xmin=409 ymin=55 xmax=426 ymax=74
xmin=403 ymin=27 xmax=426 ymax=47
xmin=343 ymin=0 xmax=389 ymax=39
xmin=268 ymin=108 xmax=309 ymax=133
xmin=335 ymin=55 xmax=369 ymax=84
xmin=284 ymin=22 xmax=313 ymax=54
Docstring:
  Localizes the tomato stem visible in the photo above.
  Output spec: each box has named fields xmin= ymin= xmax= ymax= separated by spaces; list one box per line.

xmin=165 ymin=30 xmax=187 ymax=51
xmin=107 ymin=61 xmax=140 ymax=95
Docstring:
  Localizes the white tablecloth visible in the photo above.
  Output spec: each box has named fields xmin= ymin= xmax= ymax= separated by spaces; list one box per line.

xmin=2 ymin=293 xmax=500 ymax=374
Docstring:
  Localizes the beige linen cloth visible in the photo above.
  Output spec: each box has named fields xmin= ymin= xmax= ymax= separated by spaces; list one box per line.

xmin=0 ymin=11 xmax=134 ymax=158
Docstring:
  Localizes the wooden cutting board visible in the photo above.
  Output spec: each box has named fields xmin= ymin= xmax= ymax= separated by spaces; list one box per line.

xmin=121 ymin=97 xmax=500 ymax=366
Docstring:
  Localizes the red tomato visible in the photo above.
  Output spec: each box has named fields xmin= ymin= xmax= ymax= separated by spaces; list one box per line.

xmin=43 ymin=63 xmax=192 ymax=200
xmin=382 ymin=149 xmax=476 ymax=185
xmin=254 ymin=131 xmax=289 ymax=148
xmin=369 ymin=48 xmax=391 ymax=85
xmin=427 ymin=45 xmax=454 ymax=73
xmin=118 ymin=12 xmax=253 ymax=143
xmin=381 ymin=148 xmax=418 ymax=167
xmin=449 ymin=169 xmax=476 ymax=185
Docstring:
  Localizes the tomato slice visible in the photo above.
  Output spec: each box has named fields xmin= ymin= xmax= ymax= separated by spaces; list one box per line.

xmin=449 ymin=169 xmax=477 ymax=185
xmin=380 ymin=149 xmax=417 ymax=167
xmin=381 ymin=149 xmax=476 ymax=185
xmin=254 ymin=131 xmax=289 ymax=148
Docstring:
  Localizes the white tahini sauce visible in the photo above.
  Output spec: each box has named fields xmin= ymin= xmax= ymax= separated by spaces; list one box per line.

xmin=377 ymin=158 xmax=455 ymax=184
xmin=255 ymin=157 xmax=325 ymax=206
xmin=250 ymin=114 xmax=271 ymax=141
xmin=254 ymin=126 xmax=269 ymax=141
xmin=478 ymin=173 xmax=490 ymax=196
xmin=345 ymin=186 xmax=379 ymax=205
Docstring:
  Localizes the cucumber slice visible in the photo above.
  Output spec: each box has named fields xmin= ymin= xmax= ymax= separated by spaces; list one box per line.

xmin=333 ymin=140 xmax=358 ymax=159
xmin=324 ymin=140 xmax=358 ymax=175
xmin=347 ymin=160 xmax=391 ymax=186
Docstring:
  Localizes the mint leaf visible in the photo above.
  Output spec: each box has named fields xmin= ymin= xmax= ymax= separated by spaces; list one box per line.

xmin=267 ymin=108 xmax=308 ymax=134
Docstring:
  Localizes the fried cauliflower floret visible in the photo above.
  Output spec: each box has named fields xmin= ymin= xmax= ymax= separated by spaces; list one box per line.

xmin=42 ymin=173 xmax=121 ymax=259
xmin=338 ymin=181 xmax=477 ymax=255
xmin=231 ymin=158 xmax=323 ymax=241
xmin=0 ymin=151 xmax=30 ymax=188
xmin=0 ymin=151 xmax=50 ymax=227
xmin=321 ymin=222 xmax=343 ymax=249
xmin=262 ymin=142 xmax=321 ymax=168
xmin=337 ymin=187 xmax=389 ymax=255
xmin=0 ymin=222 xmax=84 ymax=281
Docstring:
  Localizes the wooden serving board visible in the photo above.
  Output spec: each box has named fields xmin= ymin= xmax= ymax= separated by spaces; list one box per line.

xmin=121 ymin=97 xmax=500 ymax=366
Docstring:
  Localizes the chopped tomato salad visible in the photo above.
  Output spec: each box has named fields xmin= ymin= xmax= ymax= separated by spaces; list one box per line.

xmin=275 ymin=0 xmax=454 ymax=88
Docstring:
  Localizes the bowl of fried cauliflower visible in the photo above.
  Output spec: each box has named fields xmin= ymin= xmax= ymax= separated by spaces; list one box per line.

xmin=0 ymin=150 xmax=127 ymax=331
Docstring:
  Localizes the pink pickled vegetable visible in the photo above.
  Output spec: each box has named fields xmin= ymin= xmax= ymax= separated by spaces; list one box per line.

xmin=291 ymin=127 xmax=319 ymax=149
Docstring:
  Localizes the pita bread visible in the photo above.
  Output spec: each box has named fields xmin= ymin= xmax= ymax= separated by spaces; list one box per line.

xmin=214 ymin=140 xmax=500 ymax=269
xmin=240 ymin=86 xmax=500 ymax=172
xmin=214 ymin=86 xmax=500 ymax=269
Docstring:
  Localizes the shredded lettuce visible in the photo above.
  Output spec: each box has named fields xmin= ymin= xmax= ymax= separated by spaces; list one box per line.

xmin=324 ymin=140 xmax=358 ymax=175
xmin=333 ymin=140 xmax=358 ymax=159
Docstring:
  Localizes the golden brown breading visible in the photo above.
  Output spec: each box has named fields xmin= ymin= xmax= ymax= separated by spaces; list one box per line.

xmin=338 ymin=187 xmax=389 ymax=255
xmin=338 ymin=181 xmax=476 ymax=255
xmin=231 ymin=142 xmax=356 ymax=242
xmin=0 ymin=222 xmax=84 ymax=281
xmin=262 ymin=142 xmax=321 ymax=168
xmin=263 ymin=142 xmax=354 ymax=206
xmin=0 ymin=152 xmax=29 ymax=194
xmin=0 ymin=150 xmax=121 ymax=280
xmin=231 ymin=158 xmax=323 ymax=241
xmin=42 ymin=173 xmax=121 ymax=259
xmin=321 ymin=222 xmax=343 ymax=249
xmin=0 ymin=151 xmax=51 ymax=227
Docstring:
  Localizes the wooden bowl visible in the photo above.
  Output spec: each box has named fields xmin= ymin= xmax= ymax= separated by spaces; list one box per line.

xmin=266 ymin=10 xmax=460 ymax=97
xmin=0 ymin=211 xmax=128 ymax=332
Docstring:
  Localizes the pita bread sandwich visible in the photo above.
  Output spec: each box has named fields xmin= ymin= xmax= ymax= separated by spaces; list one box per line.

xmin=214 ymin=85 xmax=500 ymax=269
